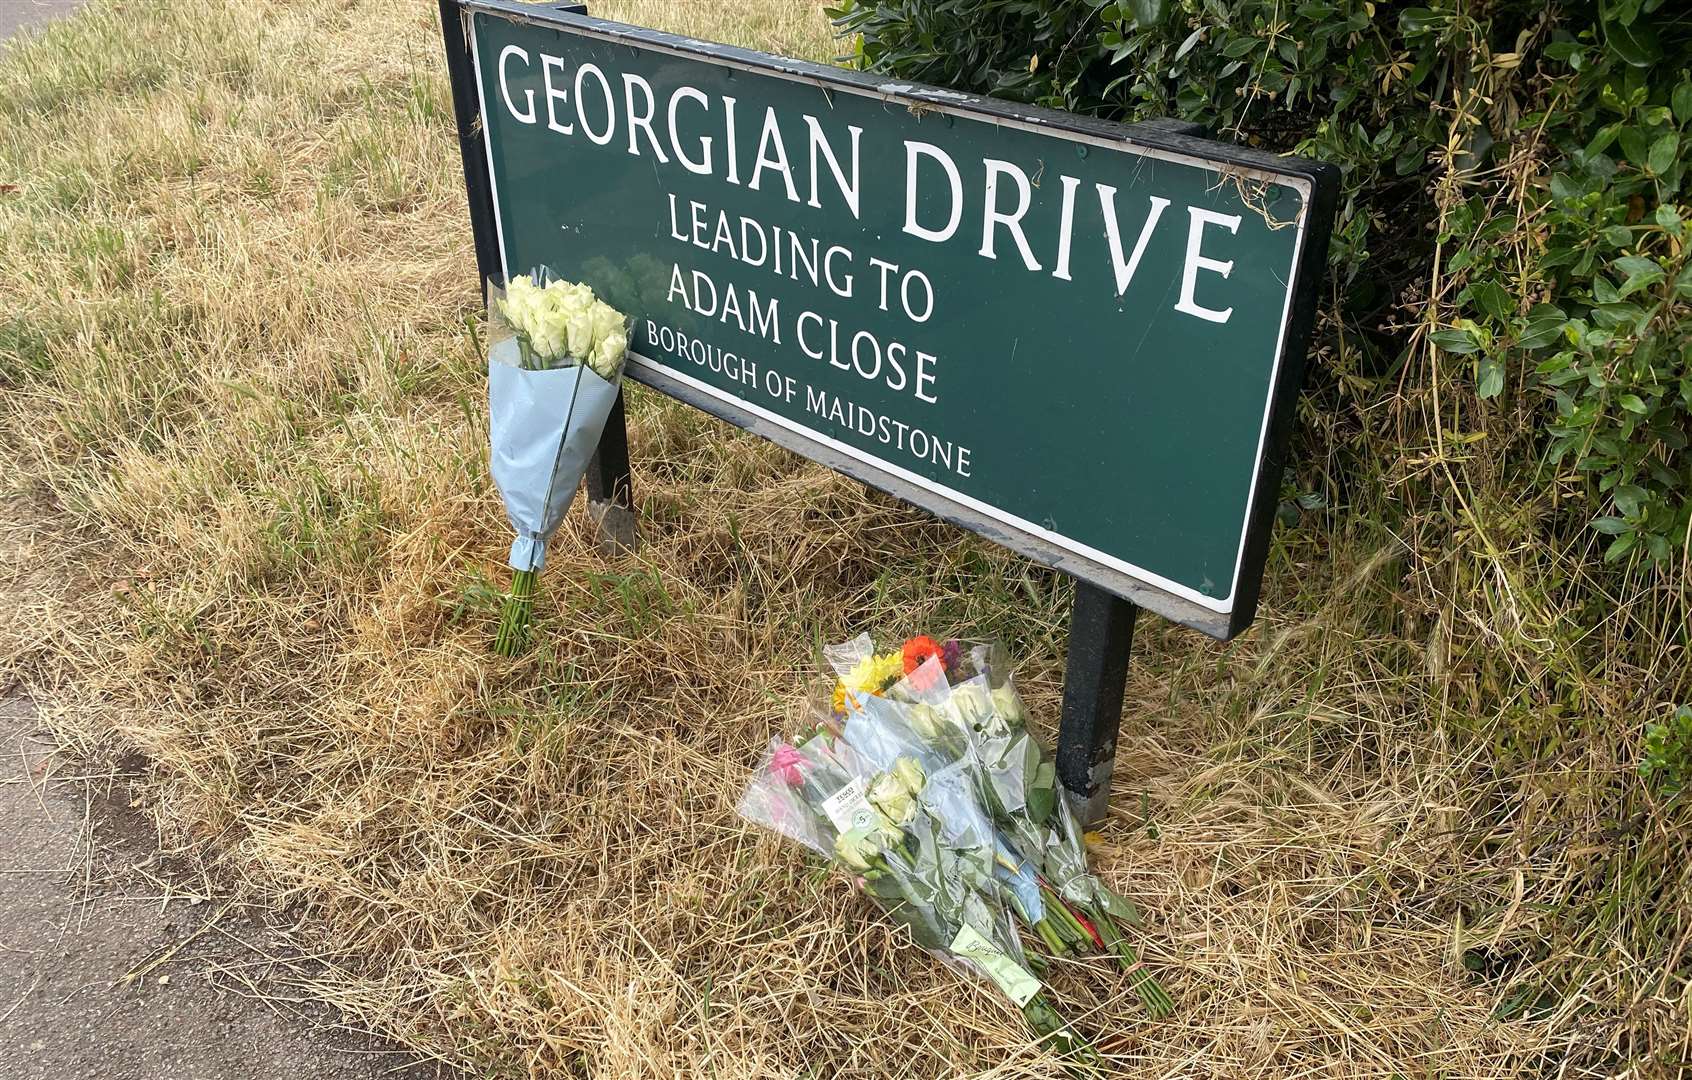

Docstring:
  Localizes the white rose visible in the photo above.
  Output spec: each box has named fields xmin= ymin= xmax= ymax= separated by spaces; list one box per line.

xmin=515 ymin=292 xmax=543 ymax=341
xmin=907 ymin=703 xmax=945 ymax=740
xmin=867 ymin=772 xmax=916 ymax=826
xmin=990 ymin=686 xmax=1026 ymax=728
xmin=529 ymin=298 xmax=570 ymax=360
xmin=951 ymin=683 xmax=996 ymax=733
xmin=532 ymin=326 xmax=566 ymax=361
xmin=538 ymin=293 xmax=562 ymax=330
xmin=588 ymin=300 xmax=623 ymax=349
xmin=590 ymin=330 xmax=625 ymax=379
xmin=552 ymin=281 xmax=595 ymax=316
xmin=500 ymin=275 xmax=538 ymax=333
xmin=891 ymin=756 xmax=926 ymax=797
xmin=564 ymin=310 xmax=595 ymax=359
xmin=833 ymin=826 xmax=879 ymax=872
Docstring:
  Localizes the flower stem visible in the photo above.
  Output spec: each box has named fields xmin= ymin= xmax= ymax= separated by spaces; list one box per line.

xmin=1021 ymin=993 xmax=1097 ymax=1066
xmin=494 ymin=568 xmax=536 ymax=656
xmin=1034 ymin=916 xmax=1069 ymax=956
xmin=1090 ymin=904 xmax=1174 ymax=1017
xmin=1041 ymin=886 xmax=1101 ymax=951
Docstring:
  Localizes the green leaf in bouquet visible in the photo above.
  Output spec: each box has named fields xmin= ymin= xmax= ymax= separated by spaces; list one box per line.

xmin=863 ymin=874 xmax=905 ymax=900
xmin=1019 ymin=734 xmax=1043 ymax=787
xmin=979 ymin=768 xmax=1011 ymax=819
xmin=1026 ymin=759 xmax=1057 ymax=825
xmin=1099 ymin=886 xmax=1144 ymax=929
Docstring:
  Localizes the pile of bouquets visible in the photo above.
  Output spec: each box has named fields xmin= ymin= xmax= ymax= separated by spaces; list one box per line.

xmin=739 ymin=633 xmax=1172 ymax=1061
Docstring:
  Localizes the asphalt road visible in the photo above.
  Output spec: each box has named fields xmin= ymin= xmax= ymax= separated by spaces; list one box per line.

xmin=0 ymin=696 xmax=458 ymax=1080
xmin=0 ymin=0 xmax=83 ymax=41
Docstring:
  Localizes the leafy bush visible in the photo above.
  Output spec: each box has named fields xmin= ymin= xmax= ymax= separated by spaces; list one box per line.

xmin=1643 ymin=704 xmax=1692 ymax=794
xmin=833 ymin=0 xmax=1692 ymax=562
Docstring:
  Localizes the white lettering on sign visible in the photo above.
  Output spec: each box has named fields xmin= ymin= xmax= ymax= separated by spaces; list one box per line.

xmin=803 ymin=114 xmax=862 ymax=219
xmin=498 ymin=45 xmax=535 ymax=124
xmin=667 ymin=86 xmax=712 ymax=174
xmin=1099 ymin=189 xmax=1170 ymax=298
xmin=541 ymin=54 xmax=572 ymax=135
xmin=903 ymin=141 xmax=962 ymax=243
xmin=1052 ymin=174 xmax=1081 ymax=282
xmin=573 ymin=63 xmax=615 ymax=145
xmin=979 ymin=158 xmax=1040 ymax=272
xmin=750 ymin=106 xmax=801 ymax=204
xmin=1176 ymin=207 xmax=1243 ymax=324
xmin=622 ymin=73 xmax=669 ymax=162
xmin=489 ymin=48 xmax=1263 ymax=324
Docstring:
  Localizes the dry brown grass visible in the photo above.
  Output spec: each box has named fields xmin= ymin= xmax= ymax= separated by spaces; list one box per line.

xmin=0 ymin=1 xmax=1674 ymax=1076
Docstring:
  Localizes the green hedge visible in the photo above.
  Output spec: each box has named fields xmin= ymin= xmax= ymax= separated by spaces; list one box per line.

xmin=832 ymin=0 xmax=1692 ymax=566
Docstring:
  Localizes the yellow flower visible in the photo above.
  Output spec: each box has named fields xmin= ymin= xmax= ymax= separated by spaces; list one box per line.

xmin=835 ymin=651 xmax=905 ymax=712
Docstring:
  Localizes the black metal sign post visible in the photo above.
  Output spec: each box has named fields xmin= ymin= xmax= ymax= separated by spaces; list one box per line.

xmin=1058 ymin=585 xmax=1139 ymax=824
xmin=583 ymin=392 xmax=637 ymax=553
xmin=438 ymin=1 xmax=1336 ymax=822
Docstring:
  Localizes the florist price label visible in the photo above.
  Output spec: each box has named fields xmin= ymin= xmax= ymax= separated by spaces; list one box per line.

xmin=819 ymin=776 xmax=872 ymax=833
xmin=456 ymin=3 xmax=1336 ymax=638
xmin=949 ymin=923 xmax=1041 ymax=1008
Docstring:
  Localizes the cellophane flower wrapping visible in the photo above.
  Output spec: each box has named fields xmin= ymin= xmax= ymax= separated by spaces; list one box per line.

xmin=737 ymin=733 xmax=1048 ymax=1012
xmin=824 ymin=635 xmax=1121 ymax=918
xmin=486 ymin=270 xmax=628 ymax=573
xmin=739 ymin=631 xmax=1176 ymax=1048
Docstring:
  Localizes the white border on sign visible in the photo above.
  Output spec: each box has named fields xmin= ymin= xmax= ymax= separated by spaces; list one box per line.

xmin=467 ymin=11 xmax=1313 ymax=615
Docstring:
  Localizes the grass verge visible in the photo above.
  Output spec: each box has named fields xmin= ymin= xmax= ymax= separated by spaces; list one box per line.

xmin=1 ymin=0 xmax=1683 ymax=1076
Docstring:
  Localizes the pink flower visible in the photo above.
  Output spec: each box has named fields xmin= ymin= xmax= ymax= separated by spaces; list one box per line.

xmin=771 ymin=744 xmax=806 ymax=787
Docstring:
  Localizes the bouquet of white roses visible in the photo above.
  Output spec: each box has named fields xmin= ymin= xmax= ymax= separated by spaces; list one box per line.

xmin=825 ymin=633 xmax=1174 ymax=1017
xmin=738 ymin=632 xmax=1174 ymax=1063
xmin=496 ymin=272 xmax=626 ymax=377
xmin=739 ymin=738 xmax=1095 ymax=1061
xmin=485 ymin=270 xmax=629 ymax=655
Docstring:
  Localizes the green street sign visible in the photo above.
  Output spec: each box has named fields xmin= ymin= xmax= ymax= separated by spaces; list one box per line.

xmin=445 ymin=2 xmax=1336 ymax=640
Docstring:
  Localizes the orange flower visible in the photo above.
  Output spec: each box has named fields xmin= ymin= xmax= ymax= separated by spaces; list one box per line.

xmin=903 ymin=635 xmax=944 ymax=675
